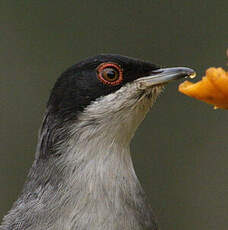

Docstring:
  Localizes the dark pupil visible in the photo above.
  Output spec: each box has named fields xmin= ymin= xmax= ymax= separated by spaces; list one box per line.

xmin=103 ymin=68 xmax=118 ymax=81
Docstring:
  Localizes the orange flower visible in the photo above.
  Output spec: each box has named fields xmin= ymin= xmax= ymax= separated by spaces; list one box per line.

xmin=178 ymin=67 xmax=228 ymax=109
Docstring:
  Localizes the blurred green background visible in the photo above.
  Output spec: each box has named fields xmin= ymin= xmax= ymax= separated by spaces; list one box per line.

xmin=0 ymin=1 xmax=227 ymax=229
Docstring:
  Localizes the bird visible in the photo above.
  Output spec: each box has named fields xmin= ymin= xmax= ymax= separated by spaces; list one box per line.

xmin=0 ymin=54 xmax=195 ymax=230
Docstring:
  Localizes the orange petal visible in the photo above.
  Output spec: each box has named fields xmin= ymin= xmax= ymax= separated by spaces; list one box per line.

xmin=178 ymin=68 xmax=228 ymax=109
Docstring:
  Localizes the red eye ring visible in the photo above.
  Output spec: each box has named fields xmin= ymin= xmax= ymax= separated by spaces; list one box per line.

xmin=97 ymin=62 xmax=123 ymax=86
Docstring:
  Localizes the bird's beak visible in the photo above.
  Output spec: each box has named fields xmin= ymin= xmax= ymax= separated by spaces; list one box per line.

xmin=136 ymin=67 xmax=196 ymax=86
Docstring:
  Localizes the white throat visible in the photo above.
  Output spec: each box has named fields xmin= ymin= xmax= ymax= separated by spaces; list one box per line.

xmin=53 ymin=84 xmax=162 ymax=229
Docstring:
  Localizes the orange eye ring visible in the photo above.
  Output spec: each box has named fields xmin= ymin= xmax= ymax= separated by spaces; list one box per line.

xmin=97 ymin=62 xmax=123 ymax=86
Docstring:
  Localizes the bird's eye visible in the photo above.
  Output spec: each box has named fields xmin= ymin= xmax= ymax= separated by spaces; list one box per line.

xmin=97 ymin=63 xmax=123 ymax=85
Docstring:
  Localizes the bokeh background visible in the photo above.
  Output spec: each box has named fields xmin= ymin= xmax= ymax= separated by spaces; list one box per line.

xmin=1 ymin=1 xmax=227 ymax=229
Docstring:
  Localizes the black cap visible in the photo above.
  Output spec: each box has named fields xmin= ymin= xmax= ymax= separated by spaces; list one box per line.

xmin=47 ymin=54 xmax=160 ymax=121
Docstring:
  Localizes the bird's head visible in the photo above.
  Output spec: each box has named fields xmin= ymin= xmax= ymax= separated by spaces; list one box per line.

xmin=39 ymin=54 xmax=194 ymax=157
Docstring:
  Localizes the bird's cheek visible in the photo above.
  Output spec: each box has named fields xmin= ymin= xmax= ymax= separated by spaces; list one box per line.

xmin=135 ymin=80 xmax=164 ymax=92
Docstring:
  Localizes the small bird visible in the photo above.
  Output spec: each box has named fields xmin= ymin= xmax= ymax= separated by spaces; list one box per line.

xmin=0 ymin=54 xmax=195 ymax=230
